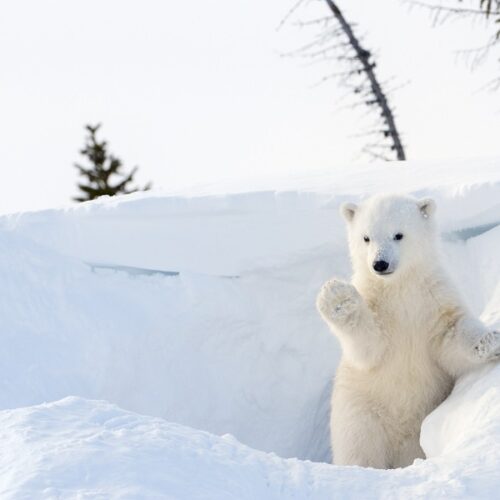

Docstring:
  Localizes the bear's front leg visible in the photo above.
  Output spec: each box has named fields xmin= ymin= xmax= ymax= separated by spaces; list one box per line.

xmin=438 ymin=316 xmax=500 ymax=377
xmin=317 ymin=279 xmax=387 ymax=370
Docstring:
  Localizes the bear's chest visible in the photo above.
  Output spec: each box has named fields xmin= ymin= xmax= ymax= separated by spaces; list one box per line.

xmin=370 ymin=287 xmax=443 ymax=343
xmin=368 ymin=292 xmax=449 ymax=382
xmin=362 ymin=293 xmax=452 ymax=415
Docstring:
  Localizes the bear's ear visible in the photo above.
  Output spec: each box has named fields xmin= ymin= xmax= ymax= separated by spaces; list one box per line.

xmin=417 ymin=198 xmax=436 ymax=219
xmin=341 ymin=202 xmax=358 ymax=223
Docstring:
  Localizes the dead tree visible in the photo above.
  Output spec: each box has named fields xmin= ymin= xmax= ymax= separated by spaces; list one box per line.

xmin=324 ymin=1 xmax=406 ymax=160
xmin=284 ymin=0 xmax=407 ymax=161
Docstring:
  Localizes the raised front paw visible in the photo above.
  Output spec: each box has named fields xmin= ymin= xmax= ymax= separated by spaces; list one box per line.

xmin=316 ymin=279 xmax=361 ymax=323
xmin=476 ymin=330 xmax=500 ymax=362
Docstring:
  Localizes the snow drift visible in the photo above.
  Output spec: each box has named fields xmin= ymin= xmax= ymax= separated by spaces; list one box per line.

xmin=0 ymin=158 xmax=499 ymax=497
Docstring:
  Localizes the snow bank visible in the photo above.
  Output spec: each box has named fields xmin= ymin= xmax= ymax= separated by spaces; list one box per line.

xmin=2 ymin=158 xmax=500 ymax=276
xmin=2 ymin=387 xmax=500 ymax=499
xmin=0 ymin=159 xmax=499 ymax=497
xmin=0 ymin=226 xmax=337 ymax=461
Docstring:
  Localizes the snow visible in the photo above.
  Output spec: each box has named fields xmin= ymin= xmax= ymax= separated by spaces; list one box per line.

xmin=2 ymin=383 xmax=500 ymax=499
xmin=0 ymin=159 xmax=499 ymax=497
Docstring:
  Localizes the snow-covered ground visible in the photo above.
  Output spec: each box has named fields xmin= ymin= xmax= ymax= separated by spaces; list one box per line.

xmin=0 ymin=159 xmax=499 ymax=498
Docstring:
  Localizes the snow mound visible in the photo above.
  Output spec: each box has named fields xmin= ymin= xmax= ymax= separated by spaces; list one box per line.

xmin=0 ymin=397 xmax=362 ymax=499
xmin=2 ymin=385 xmax=500 ymax=499
xmin=422 ymin=363 xmax=500 ymax=459
xmin=0 ymin=159 xmax=499 ymax=497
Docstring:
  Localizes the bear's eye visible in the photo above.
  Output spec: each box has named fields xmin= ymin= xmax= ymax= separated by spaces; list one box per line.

xmin=363 ymin=235 xmax=370 ymax=243
xmin=394 ymin=233 xmax=403 ymax=241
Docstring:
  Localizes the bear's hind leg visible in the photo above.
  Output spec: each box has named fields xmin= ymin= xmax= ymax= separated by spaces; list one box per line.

xmin=392 ymin=435 xmax=425 ymax=468
xmin=331 ymin=404 xmax=391 ymax=469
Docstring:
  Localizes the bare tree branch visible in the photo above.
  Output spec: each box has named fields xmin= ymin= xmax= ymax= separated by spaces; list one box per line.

xmin=292 ymin=15 xmax=333 ymax=27
xmin=407 ymin=0 xmax=500 ymax=87
xmin=410 ymin=1 xmax=496 ymax=16
xmin=277 ymin=0 xmax=308 ymax=31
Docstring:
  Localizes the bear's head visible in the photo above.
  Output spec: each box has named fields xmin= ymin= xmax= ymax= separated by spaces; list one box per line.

xmin=341 ymin=194 xmax=437 ymax=280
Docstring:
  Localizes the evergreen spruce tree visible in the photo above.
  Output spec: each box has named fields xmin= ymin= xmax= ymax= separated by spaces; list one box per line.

xmin=73 ymin=124 xmax=151 ymax=202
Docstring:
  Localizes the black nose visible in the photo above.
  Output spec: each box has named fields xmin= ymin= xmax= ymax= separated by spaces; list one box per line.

xmin=373 ymin=260 xmax=389 ymax=272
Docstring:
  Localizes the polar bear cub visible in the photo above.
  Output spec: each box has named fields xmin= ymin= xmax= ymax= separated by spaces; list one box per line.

xmin=317 ymin=194 xmax=500 ymax=469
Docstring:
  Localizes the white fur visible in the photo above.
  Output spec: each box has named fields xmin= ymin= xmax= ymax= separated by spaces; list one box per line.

xmin=317 ymin=194 xmax=500 ymax=469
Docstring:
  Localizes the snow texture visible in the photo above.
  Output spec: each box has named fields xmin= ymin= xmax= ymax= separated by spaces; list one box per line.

xmin=0 ymin=159 xmax=499 ymax=497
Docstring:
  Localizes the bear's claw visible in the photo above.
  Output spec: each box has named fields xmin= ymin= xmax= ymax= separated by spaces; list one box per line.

xmin=474 ymin=330 xmax=500 ymax=361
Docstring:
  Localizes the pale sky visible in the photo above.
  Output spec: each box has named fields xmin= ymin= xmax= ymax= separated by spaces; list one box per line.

xmin=0 ymin=0 xmax=498 ymax=214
